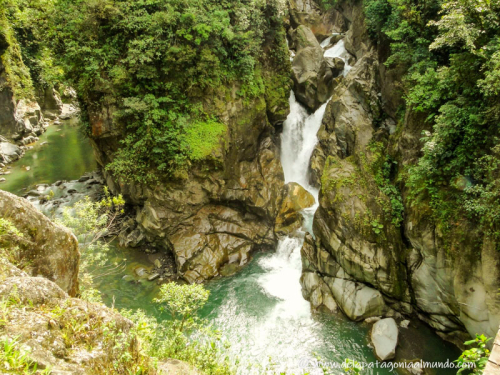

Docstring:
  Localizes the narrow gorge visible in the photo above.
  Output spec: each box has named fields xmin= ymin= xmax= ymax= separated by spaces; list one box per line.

xmin=1 ymin=0 xmax=499 ymax=373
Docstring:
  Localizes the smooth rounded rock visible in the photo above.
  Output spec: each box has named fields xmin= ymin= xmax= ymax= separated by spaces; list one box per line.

xmin=371 ymin=318 xmax=399 ymax=361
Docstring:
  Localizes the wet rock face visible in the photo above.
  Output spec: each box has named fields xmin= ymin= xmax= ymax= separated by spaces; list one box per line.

xmin=275 ymin=182 xmax=315 ymax=236
xmin=141 ymin=204 xmax=276 ymax=284
xmin=290 ymin=25 xmax=343 ymax=111
xmin=0 ymin=190 xmax=80 ymax=296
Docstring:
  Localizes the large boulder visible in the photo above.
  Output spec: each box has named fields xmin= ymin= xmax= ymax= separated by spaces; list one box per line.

xmin=37 ymin=86 xmax=63 ymax=119
xmin=275 ymin=182 xmax=315 ymax=235
xmin=289 ymin=0 xmax=348 ymax=40
xmin=324 ymin=270 xmax=388 ymax=321
xmin=0 ymin=137 xmax=23 ymax=163
xmin=291 ymin=25 xmax=342 ymax=111
xmin=371 ymin=318 xmax=399 ymax=361
xmin=0 ymin=190 xmax=80 ymax=296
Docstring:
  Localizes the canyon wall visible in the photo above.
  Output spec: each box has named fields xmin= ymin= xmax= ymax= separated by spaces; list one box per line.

xmin=296 ymin=0 xmax=500 ymax=343
xmin=88 ymin=16 xmax=308 ymax=284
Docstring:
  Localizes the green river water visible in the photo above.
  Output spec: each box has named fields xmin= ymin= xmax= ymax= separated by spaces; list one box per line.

xmin=1 ymin=121 xmax=462 ymax=375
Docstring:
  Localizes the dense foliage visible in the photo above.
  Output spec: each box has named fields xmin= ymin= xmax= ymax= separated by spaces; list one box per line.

xmin=362 ymin=0 xmax=500 ymax=244
xmin=57 ymin=188 xmax=125 ymax=302
xmin=39 ymin=0 xmax=289 ymax=183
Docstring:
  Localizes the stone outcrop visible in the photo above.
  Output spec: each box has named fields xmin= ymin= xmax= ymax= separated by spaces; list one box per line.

xmin=90 ymin=28 xmax=297 ymax=283
xmin=37 ymin=86 xmax=63 ymax=120
xmin=104 ymin=102 xmax=288 ymax=284
xmin=297 ymin=0 xmax=500 ymax=347
xmin=0 ymin=192 xmax=198 ymax=374
xmin=290 ymin=25 xmax=343 ymax=111
xmin=275 ymin=182 xmax=315 ymax=236
xmin=288 ymin=0 xmax=348 ymax=41
xmin=0 ymin=257 xmax=134 ymax=374
xmin=0 ymin=190 xmax=80 ymax=296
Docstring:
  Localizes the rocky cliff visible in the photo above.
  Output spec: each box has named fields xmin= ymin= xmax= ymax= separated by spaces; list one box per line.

xmin=88 ymin=18 xmax=306 ymax=284
xmin=0 ymin=12 xmax=68 ymax=167
xmin=296 ymin=0 xmax=500 ymax=345
xmin=0 ymin=190 xmax=80 ymax=296
xmin=0 ymin=190 xmax=194 ymax=374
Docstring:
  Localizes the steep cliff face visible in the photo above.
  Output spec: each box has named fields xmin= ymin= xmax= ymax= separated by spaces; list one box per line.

xmin=89 ymin=27 xmax=299 ymax=283
xmin=298 ymin=0 xmax=500 ymax=343
xmin=0 ymin=13 xmax=64 ymax=164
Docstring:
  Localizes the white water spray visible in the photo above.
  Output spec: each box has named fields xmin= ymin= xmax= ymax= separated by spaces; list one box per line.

xmin=324 ymin=38 xmax=353 ymax=76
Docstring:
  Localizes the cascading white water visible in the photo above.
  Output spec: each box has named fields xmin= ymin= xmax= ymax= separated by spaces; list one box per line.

xmin=210 ymin=35 xmax=356 ymax=373
xmin=324 ymin=38 xmax=353 ymax=76
xmin=280 ymin=92 xmax=327 ymax=200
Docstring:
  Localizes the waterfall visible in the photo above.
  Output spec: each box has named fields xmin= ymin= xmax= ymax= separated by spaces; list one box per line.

xmin=259 ymin=91 xmax=327 ymax=298
xmin=208 ymin=33 xmax=360 ymax=374
xmin=280 ymin=92 xmax=327 ymax=200
xmin=324 ymin=38 xmax=353 ymax=76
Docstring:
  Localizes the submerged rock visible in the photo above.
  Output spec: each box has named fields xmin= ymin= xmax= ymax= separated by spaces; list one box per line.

xmin=148 ymin=273 xmax=160 ymax=281
xmin=371 ymin=318 xmax=399 ymax=361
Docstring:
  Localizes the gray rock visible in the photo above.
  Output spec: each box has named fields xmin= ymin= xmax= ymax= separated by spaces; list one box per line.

xmin=0 ymin=141 xmax=22 ymax=163
xmin=134 ymin=267 xmax=148 ymax=278
xmin=371 ymin=318 xmax=399 ymax=361
xmin=400 ymin=319 xmax=410 ymax=328
xmin=0 ymin=190 xmax=80 ymax=296
xmin=148 ymin=273 xmax=160 ymax=281
xmin=325 ymin=271 xmax=388 ymax=321
xmin=290 ymin=25 xmax=338 ymax=111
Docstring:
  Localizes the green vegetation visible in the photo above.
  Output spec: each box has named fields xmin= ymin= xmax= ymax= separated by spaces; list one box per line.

xmin=0 ymin=337 xmax=50 ymax=374
xmin=0 ymin=217 xmax=30 ymax=269
xmin=361 ymin=0 xmax=500 ymax=244
xmin=124 ymin=283 xmax=234 ymax=374
xmin=0 ymin=1 xmax=34 ymax=99
xmin=57 ymin=188 xmax=125 ymax=302
xmin=184 ymin=119 xmax=228 ymax=162
xmin=20 ymin=0 xmax=288 ymax=184
xmin=455 ymin=334 xmax=491 ymax=373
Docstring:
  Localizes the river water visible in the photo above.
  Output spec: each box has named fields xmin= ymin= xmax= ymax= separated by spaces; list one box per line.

xmin=1 ymin=40 xmax=461 ymax=374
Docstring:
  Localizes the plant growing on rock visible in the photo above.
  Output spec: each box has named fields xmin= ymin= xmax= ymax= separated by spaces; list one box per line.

xmin=0 ymin=337 xmax=50 ymax=374
xmin=455 ymin=334 xmax=491 ymax=374
xmin=0 ymin=218 xmax=31 ymax=268
xmin=57 ymin=188 xmax=125 ymax=301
